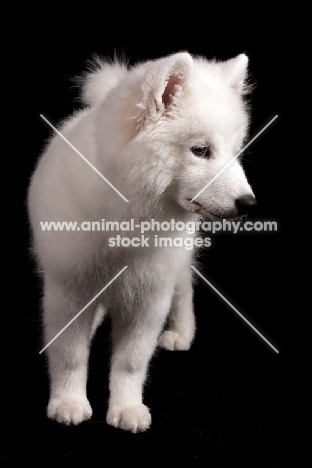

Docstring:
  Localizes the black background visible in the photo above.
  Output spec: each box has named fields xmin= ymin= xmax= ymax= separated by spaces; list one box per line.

xmin=4 ymin=7 xmax=309 ymax=467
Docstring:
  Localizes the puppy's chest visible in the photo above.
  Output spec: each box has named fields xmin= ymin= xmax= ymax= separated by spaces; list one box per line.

xmin=79 ymin=239 xmax=193 ymax=302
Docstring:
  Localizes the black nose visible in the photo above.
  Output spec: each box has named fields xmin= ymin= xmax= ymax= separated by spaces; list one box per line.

xmin=235 ymin=195 xmax=257 ymax=215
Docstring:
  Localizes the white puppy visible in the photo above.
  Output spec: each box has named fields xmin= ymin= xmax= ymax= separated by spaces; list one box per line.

xmin=28 ymin=51 xmax=255 ymax=432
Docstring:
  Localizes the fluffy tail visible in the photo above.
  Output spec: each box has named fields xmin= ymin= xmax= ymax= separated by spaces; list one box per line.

xmin=79 ymin=56 xmax=128 ymax=107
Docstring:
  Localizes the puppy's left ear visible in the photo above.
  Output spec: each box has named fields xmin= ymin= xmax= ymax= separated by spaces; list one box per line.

xmin=155 ymin=52 xmax=193 ymax=110
xmin=223 ymin=54 xmax=249 ymax=94
xmin=140 ymin=52 xmax=193 ymax=120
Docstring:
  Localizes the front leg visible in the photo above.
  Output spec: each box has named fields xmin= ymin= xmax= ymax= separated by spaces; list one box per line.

xmin=159 ymin=267 xmax=196 ymax=351
xmin=106 ymin=293 xmax=172 ymax=432
xmin=43 ymin=278 xmax=95 ymax=425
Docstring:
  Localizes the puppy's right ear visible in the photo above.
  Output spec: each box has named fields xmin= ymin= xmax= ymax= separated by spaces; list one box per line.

xmin=138 ymin=52 xmax=193 ymax=124
xmin=222 ymin=54 xmax=250 ymax=94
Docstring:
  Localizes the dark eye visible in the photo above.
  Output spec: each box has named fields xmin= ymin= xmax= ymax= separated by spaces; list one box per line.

xmin=191 ymin=146 xmax=211 ymax=158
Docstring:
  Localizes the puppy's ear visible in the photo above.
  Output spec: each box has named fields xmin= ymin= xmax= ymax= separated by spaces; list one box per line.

xmin=223 ymin=54 xmax=249 ymax=94
xmin=140 ymin=52 xmax=193 ymax=120
xmin=156 ymin=52 xmax=193 ymax=110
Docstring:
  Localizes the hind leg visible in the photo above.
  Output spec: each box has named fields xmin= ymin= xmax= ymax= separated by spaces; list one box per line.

xmin=90 ymin=304 xmax=106 ymax=340
xmin=43 ymin=277 xmax=96 ymax=425
xmin=159 ymin=267 xmax=195 ymax=350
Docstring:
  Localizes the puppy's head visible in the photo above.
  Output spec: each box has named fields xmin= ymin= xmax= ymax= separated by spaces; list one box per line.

xmin=132 ymin=52 xmax=256 ymax=219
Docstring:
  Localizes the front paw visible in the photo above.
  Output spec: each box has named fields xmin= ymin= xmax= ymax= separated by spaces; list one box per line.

xmin=47 ymin=396 xmax=92 ymax=425
xmin=159 ymin=330 xmax=192 ymax=351
xmin=106 ymin=404 xmax=151 ymax=433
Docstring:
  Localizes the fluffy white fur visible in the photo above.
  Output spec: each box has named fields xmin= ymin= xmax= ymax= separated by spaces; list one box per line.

xmin=28 ymin=51 xmax=255 ymax=432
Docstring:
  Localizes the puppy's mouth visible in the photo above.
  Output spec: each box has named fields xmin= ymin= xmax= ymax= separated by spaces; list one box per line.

xmin=185 ymin=198 xmax=244 ymax=221
xmin=185 ymin=198 xmax=219 ymax=219
xmin=186 ymin=198 xmax=204 ymax=212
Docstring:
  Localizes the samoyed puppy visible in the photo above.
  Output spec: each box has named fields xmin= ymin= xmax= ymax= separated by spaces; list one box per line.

xmin=28 ymin=51 xmax=256 ymax=432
